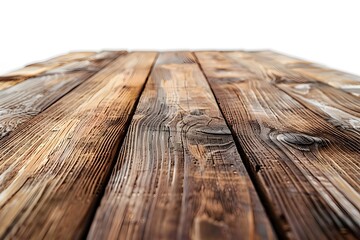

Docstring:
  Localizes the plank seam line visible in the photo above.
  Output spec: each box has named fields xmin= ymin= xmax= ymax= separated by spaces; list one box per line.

xmin=81 ymin=52 xmax=159 ymax=240
xmin=192 ymin=52 xmax=287 ymax=240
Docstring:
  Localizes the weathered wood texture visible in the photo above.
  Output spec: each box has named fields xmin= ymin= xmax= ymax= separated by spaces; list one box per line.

xmin=255 ymin=50 xmax=360 ymax=96
xmin=0 ymin=52 xmax=157 ymax=239
xmin=0 ymin=50 xmax=359 ymax=240
xmin=88 ymin=52 xmax=275 ymax=240
xmin=0 ymin=51 xmax=121 ymax=91
xmin=0 ymin=51 xmax=124 ymax=139
xmin=227 ymin=51 xmax=360 ymax=138
xmin=195 ymin=51 xmax=360 ymax=239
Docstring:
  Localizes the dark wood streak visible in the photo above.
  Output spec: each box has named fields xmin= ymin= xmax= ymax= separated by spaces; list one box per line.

xmin=0 ymin=52 xmax=157 ymax=239
xmin=88 ymin=52 xmax=275 ymax=240
xmin=0 ymin=50 xmax=358 ymax=240
xmin=196 ymin=51 xmax=360 ymax=240
xmin=0 ymin=51 xmax=124 ymax=139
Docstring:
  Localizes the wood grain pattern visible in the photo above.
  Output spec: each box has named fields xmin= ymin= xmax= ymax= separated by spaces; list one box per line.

xmin=0 ymin=51 xmax=120 ymax=91
xmin=278 ymin=81 xmax=360 ymax=138
xmin=0 ymin=50 xmax=359 ymax=240
xmin=196 ymin=51 xmax=360 ymax=240
xmin=254 ymin=50 xmax=360 ymax=96
xmin=0 ymin=52 xmax=157 ymax=239
xmin=228 ymin=51 xmax=360 ymax=139
xmin=0 ymin=51 xmax=124 ymax=140
xmin=88 ymin=52 xmax=275 ymax=240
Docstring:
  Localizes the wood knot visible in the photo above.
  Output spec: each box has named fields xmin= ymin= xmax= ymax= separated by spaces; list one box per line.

xmin=190 ymin=109 xmax=205 ymax=116
xmin=276 ymin=132 xmax=325 ymax=151
xmin=273 ymin=74 xmax=286 ymax=83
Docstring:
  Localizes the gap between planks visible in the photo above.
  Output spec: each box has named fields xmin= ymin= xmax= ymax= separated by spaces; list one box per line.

xmin=87 ymin=51 xmax=275 ymax=240
xmin=195 ymin=51 xmax=360 ymax=239
xmin=0 ymin=50 xmax=359 ymax=240
xmin=0 ymin=52 xmax=157 ymax=239
xmin=0 ymin=51 xmax=125 ymax=140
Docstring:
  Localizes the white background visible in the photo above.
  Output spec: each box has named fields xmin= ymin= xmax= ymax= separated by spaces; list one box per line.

xmin=1 ymin=0 xmax=359 ymax=75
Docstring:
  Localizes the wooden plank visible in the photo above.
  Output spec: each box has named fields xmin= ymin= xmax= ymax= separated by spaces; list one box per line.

xmin=88 ymin=52 xmax=275 ymax=240
xmin=254 ymin=50 xmax=360 ymax=96
xmin=1 ymin=63 xmax=65 ymax=79
xmin=0 ymin=51 xmax=120 ymax=91
xmin=45 ymin=51 xmax=123 ymax=74
xmin=224 ymin=51 xmax=313 ymax=84
xmin=195 ymin=51 xmax=360 ymax=239
xmin=0 ymin=52 xmax=157 ymax=239
xmin=229 ymin=49 xmax=360 ymax=194
xmin=32 ymin=51 xmax=123 ymax=66
xmin=229 ymin=51 xmax=360 ymax=141
xmin=0 ymin=52 xmax=94 ymax=78
xmin=0 ymin=51 xmax=123 ymax=140
xmin=277 ymin=82 xmax=360 ymax=134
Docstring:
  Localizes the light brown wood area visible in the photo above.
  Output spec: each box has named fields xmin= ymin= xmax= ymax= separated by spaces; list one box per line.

xmin=0 ymin=50 xmax=359 ymax=239
xmin=88 ymin=52 xmax=274 ymax=239
xmin=0 ymin=51 xmax=107 ymax=91
xmin=0 ymin=51 xmax=124 ymax=139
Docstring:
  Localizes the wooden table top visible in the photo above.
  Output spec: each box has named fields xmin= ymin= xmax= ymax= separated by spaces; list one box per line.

xmin=0 ymin=51 xmax=359 ymax=240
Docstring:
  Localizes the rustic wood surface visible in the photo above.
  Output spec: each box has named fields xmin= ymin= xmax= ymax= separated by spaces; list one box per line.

xmin=0 ymin=52 xmax=98 ymax=91
xmin=255 ymin=51 xmax=360 ymax=96
xmin=0 ymin=51 xmax=124 ymax=139
xmin=0 ymin=52 xmax=156 ymax=239
xmin=88 ymin=52 xmax=274 ymax=240
xmin=0 ymin=50 xmax=359 ymax=240
xmin=195 ymin=51 xmax=360 ymax=239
